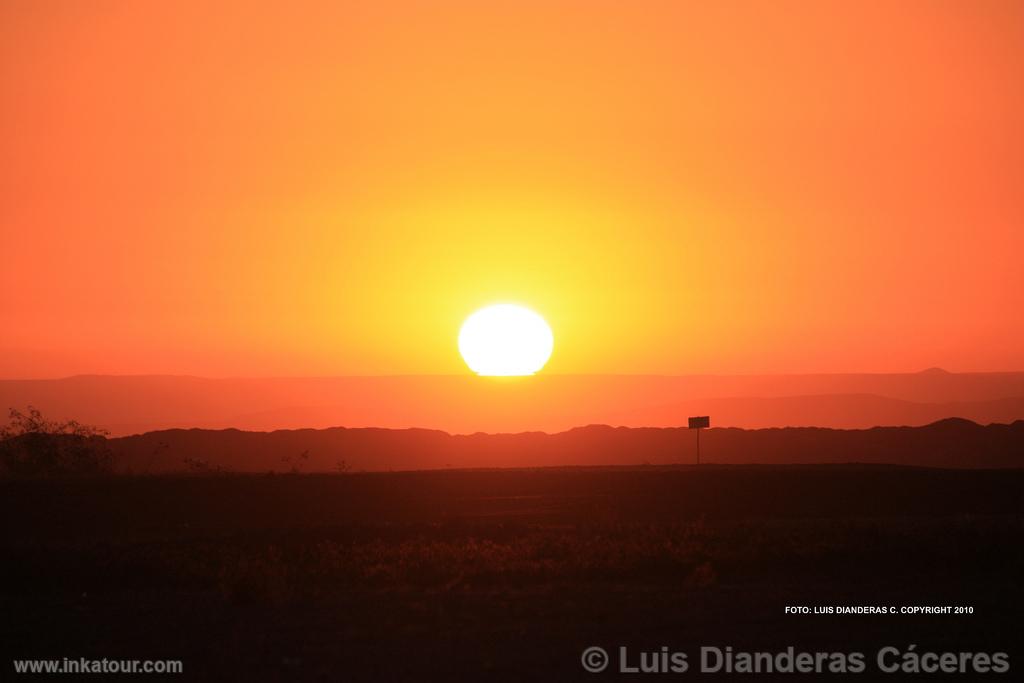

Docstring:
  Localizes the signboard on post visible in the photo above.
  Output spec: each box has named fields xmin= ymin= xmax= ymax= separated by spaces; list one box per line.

xmin=688 ymin=416 xmax=710 ymax=464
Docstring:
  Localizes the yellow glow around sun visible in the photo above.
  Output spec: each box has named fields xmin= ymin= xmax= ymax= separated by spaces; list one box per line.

xmin=458 ymin=304 xmax=554 ymax=376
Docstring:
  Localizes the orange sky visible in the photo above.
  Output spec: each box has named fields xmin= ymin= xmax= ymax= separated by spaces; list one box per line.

xmin=2 ymin=0 xmax=1022 ymax=379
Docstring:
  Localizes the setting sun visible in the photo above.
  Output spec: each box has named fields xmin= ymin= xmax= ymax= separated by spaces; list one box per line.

xmin=458 ymin=304 xmax=554 ymax=376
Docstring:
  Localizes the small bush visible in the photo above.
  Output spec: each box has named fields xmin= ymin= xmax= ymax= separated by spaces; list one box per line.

xmin=0 ymin=406 xmax=112 ymax=478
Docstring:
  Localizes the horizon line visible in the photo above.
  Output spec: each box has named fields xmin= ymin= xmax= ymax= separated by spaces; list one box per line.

xmin=104 ymin=415 xmax=1014 ymax=440
xmin=5 ymin=367 xmax=1024 ymax=382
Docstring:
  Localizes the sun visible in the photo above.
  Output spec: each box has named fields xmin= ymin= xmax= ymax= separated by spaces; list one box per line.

xmin=458 ymin=304 xmax=554 ymax=376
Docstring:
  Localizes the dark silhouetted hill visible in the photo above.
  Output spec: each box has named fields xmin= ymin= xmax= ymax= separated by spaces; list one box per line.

xmin=109 ymin=418 xmax=1024 ymax=473
xmin=2 ymin=372 xmax=1024 ymax=435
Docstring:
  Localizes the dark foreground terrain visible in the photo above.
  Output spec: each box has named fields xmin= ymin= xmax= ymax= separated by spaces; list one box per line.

xmin=3 ymin=466 xmax=1023 ymax=680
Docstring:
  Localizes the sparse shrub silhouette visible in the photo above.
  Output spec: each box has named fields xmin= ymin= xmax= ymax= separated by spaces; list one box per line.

xmin=183 ymin=456 xmax=230 ymax=475
xmin=0 ymin=406 xmax=112 ymax=478
xmin=280 ymin=449 xmax=310 ymax=474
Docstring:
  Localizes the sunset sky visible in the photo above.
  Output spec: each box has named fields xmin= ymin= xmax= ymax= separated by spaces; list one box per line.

xmin=2 ymin=0 xmax=1022 ymax=379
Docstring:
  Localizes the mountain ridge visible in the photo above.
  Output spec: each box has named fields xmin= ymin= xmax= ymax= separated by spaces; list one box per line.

xmin=109 ymin=418 xmax=1024 ymax=473
xmin=4 ymin=373 xmax=1024 ymax=436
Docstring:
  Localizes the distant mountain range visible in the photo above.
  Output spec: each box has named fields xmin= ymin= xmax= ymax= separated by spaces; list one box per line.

xmin=110 ymin=418 xmax=1024 ymax=473
xmin=1 ymin=371 xmax=1023 ymax=435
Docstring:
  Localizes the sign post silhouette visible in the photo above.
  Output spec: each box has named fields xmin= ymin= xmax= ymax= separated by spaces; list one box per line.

xmin=688 ymin=416 xmax=710 ymax=465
